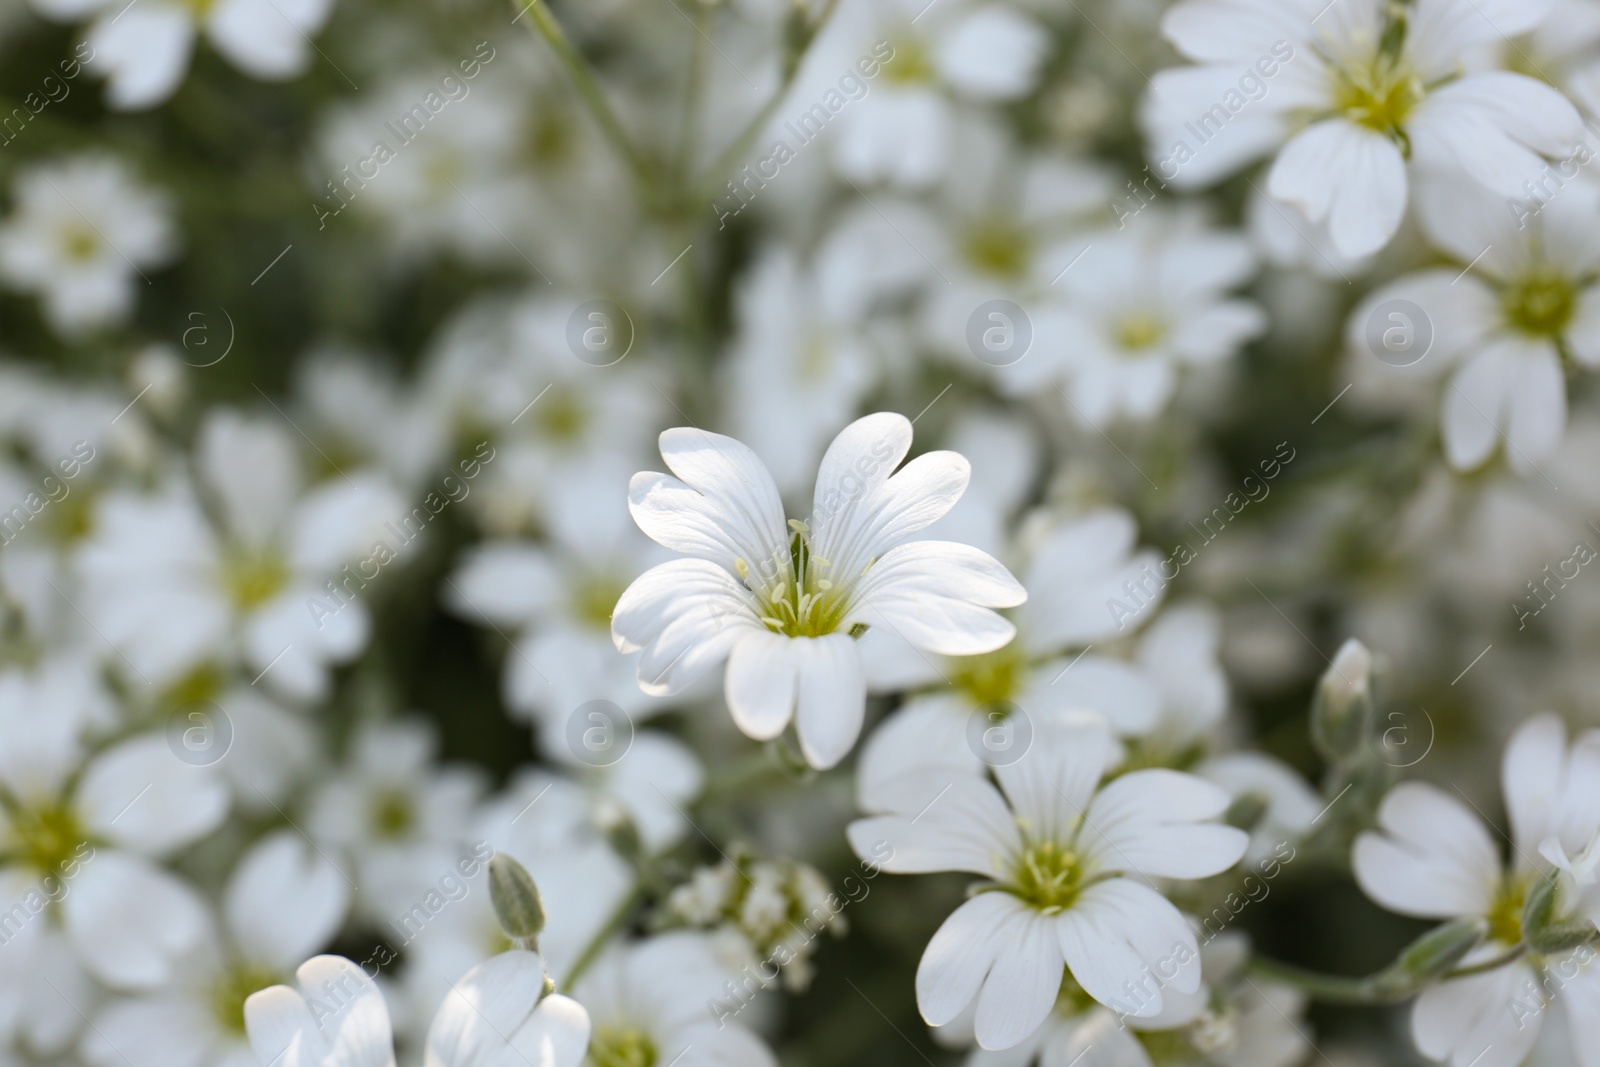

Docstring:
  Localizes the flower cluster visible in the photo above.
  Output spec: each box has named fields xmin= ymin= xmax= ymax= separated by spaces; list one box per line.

xmin=4 ymin=0 xmax=1600 ymax=1065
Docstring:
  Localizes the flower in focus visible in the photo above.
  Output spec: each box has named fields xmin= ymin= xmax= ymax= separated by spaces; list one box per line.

xmin=613 ymin=411 xmax=1026 ymax=769
xmin=849 ymin=714 xmax=1249 ymax=1049
xmin=1352 ymin=713 xmax=1600 ymax=1067
xmin=0 ymin=156 xmax=175 ymax=338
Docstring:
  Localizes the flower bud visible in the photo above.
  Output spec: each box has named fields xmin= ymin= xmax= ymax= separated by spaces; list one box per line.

xmin=489 ymin=854 xmax=546 ymax=943
xmin=1224 ymin=791 xmax=1270 ymax=832
xmin=1524 ymin=871 xmax=1600 ymax=954
xmin=1311 ymin=639 xmax=1374 ymax=761
xmin=1373 ymin=919 xmax=1484 ymax=996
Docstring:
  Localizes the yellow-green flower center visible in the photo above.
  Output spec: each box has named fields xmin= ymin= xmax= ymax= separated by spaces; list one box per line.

xmin=212 ymin=964 xmax=282 ymax=1035
xmin=1011 ymin=840 xmax=1085 ymax=913
xmin=370 ymin=788 xmax=416 ymax=838
xmin=950 ymin=644 xmax=1022 ymax=707
xmin=60 ymin=225 xmax=99 ymax=262
xmin=745 ymin=524 xmax=855 ymax=638
xmin=7 ymin=802 xmax=89 ymax=876
xmin=1113 ymin=312 xmax=1167 ymax=354
xmin=1502 ymin=266 xmax=1577 ymax=337
xmin=962 ymin=221 xmax=1032 ymax=281
xmin=589 ymin=1025 xmax=657 ymax=1067
xmin=1487 ymin=876 xmax=1528 ymax=946
xmin=222 ymin=549 xmax=290 ymax=611
xmin=881 ymin=38 xmax=934 ymax=85
xmin=572 ymin=573 xmax=627 ymax=630
xmin=1329 ymin=56 xmax=1423 ymax=141
xmin=536 ymin=386 xmax=588 ymax=443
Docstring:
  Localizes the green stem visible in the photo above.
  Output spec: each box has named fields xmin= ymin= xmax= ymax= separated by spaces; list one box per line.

xmin=691 ymin=0 xmax=840 ymax=203
xmin=1246 ymin=956 xmax=1409 ymax=1005
xmin=514 ymin=0 xmax=656 ymax=193
xmin=561 ymin=880 xmax=642 ymax=990
xmin=675 ymin=5 xmax=710 ymax=186
xmin=1444 ymin=944 xmax=1527 ymax=979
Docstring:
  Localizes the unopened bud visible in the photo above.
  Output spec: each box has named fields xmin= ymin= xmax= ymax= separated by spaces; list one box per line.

xmin=1311 ymin=639 xmax=1374 ymax=761
xmin=1524 ymin=871 xmax=1599 ymax=954
xmin=1373 ymin=918 xmax=1484 ymax=996
xmin=488 ymin=855 xmax=546 ymax=943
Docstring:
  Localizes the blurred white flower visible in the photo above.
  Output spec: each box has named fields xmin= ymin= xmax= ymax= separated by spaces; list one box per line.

xmin=1148 ymin=0 xmax=1583 ymax=256
xmin=77 ymin=0 xmax=333 ymax=109
xmin=306 ymin=719 xmax=485 ymax=923
xmin=78 ymin=409 xmax=407 ymax=700
xmin=0 ymin=156 xmax=174 ymax=338
xmin=244 ymin=952 xmax=589 ymax=1067
xmin=82 ymin=832 xmax=349 ymax=1067
xmin=0 ymin=729 xmax=226 ymax=991
xmin=572 ymin=934 xmax=777 ymax=1067
xmin=850 ymin=714 xmax=1248 ymax=1049
xmin=613 ymin=412 xmax=1026 ymax=769
xmin=1350 ymin=174 xmax=1600 ymax=475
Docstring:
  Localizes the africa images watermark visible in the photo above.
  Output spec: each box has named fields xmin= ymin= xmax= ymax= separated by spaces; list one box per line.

xmin=1116 ymin=40 xmax=1296 ymax=228
xmin=1106 ymin=441 xmax=1297 ymax=631
xmin=0 ymin=843 xmax=96 ymax=948
xmin=0 ymin=439 xmax=98 ymax=545
xmin=306 ymin=441 xmax=496 ymax=630
xmin=712 ymin=41 xmax=896 ymax=230
xmin=313 ymin=41 xmax=498 ymax=230
xmin=1 ymin=42 xmax=95 ymax=149
xmin=707 ymin=840 xmax=893 ymax=1028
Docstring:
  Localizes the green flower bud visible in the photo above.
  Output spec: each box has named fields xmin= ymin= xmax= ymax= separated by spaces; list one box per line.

xmin=1224 ymin=791 xmax=1271 ymax=833
xmin=1524 ymin=871 xmax=1599 ymax=954
xmin=1373 ymin=919 xmax=1485 ymax=996
xmin=489 ymin=854 xmax=546 ymax=943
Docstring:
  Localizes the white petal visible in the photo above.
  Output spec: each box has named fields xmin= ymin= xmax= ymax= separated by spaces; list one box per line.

xmin=1352 ymin=782 xmax=1501 ymax=919
xmin=1081 ymin=769 xmax=1248 ymax=879
xmin=1267 ymin=120 xmax=1407 ymax=258
xmin=847 ymin=773 xmax=1019 ymax=877
xmin=86 ymin=2 xmax=195 ymax=110
xmin=61 ymin=851 xmax=208 ymax=989
xmin=916 ymin=892 xmax=1029 ymax=1026
xmin=78 ymin=733 xmax=228 ymax=856
xmin=424 ymin=951 xmax=545 ymax=1067
xmin=723 ymin=629 xmax=799 ymax=741
xmin=630 ymin=427 xmax=787 ymax=574
xmin=974 ymin=910 xmax=1063 ymax=1050
xmin=793 ymin=633 xmax=866 ymax=769
xmin=226 ymin=831 xmax=349 ymax=971
xmin=1057 ymin=879 xmax=1200 ymax=1016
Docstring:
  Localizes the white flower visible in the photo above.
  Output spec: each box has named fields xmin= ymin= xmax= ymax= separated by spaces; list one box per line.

xmin=849 ymin=714 xmax=1249 ymax=1049
xmin=244 ymin=952 xmax=589 ymax=1067
xmin=857 ymin=508 xmax=1178 ymax=807
xmin=78 ymin=409 xmax=407 ymax=700
xmin=306 ymin=720 xmax=485 ymax=923
xmin=81 ymin=832 xmax=349 ymax=1067
xmin=946 ymin=933 xmax=1310 ymax=1067
xmin=997 ymin=216 xmax=1264 ymax=427
xmin=0 ymin=728 xmax=226 ymax=991
xmin=1351 ymin=713 xmax=1600 ymax=1067
xmin=612 ymin=412 xmax=1026 ymax=769
xmin=572 ymin=934 xmax=777 ymax=1067
xmin=816 ymin=0 xmax=1051 ymax=187
xmin=1349 ymin=174 xmax=1600 ymax=474
xmin=0 ymin=156 xmax=174 ymax=338
xmin=1148 ymin=0 xmax=1583 ymax=256
xmin=81 ymin=0 xmax=333 ymax=109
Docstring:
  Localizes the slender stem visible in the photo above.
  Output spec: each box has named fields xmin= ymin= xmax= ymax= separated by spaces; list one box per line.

xmin=675 ymin=5 xmax=710 ymax=186
xmin=1444 ymin=944 xmax=1527 ymax=979
xmin=1246 ymin=956 xmax=1408 ymax=1005
xmin=692 ymin=0 xmax=841 ymax=202
xmin=561 ymin=880 xmax=642 ymax=990
xmin=514 ymin=0 xmax=656 ymax=192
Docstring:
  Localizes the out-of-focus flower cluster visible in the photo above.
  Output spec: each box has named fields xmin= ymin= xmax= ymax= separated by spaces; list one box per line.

xmin=3 ymin=0 xmax=1600 ymax=1064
